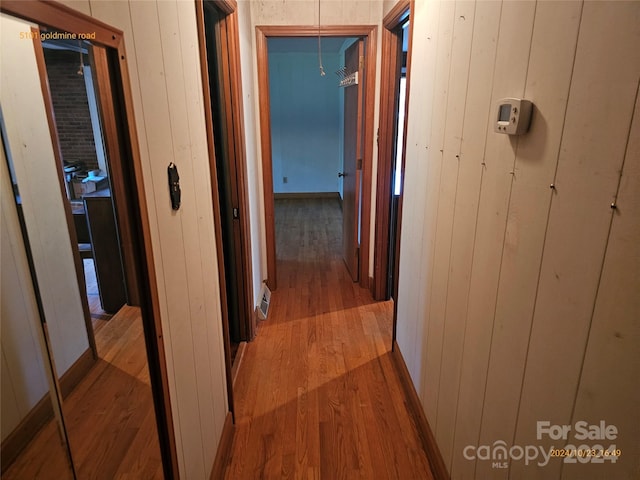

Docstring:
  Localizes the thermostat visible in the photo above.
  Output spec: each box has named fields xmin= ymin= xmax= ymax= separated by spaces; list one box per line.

xmin=494 ymin=98 xmax=532 ymax=135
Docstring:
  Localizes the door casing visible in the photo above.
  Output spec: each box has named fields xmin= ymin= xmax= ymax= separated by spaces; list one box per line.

xmin=373 ymin=0 xmax=413 ymax=301
xmin=195 ymin=0 xmax=255 ymax=417
xmin=373 ymin=1 xmax=414 ymax=348
xmin=256 ymin=25 xmax=378 ymax=291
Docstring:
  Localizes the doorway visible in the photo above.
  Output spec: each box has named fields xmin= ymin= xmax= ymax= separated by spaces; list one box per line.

xmin=256 ymin=26 xmax=377 ymax=292
xmin=373 ymin=0 xmax=413 ymax=344
xmin=195 ymin=0 xmax=254 ymax=416
xmin=267 ymin=36 xmax=360 ymax=279
xmin=373 ymin=0 xmax=412 ymax=305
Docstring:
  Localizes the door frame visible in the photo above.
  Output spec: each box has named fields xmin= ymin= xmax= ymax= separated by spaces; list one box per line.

xmin=256 ymin=25 xmax=377 ymax=290
xmin=372 ymin=0 xmax=413 ymax=303
xmin=195 ymin=0 xmax=255 ymax=416
xmin=0 ymin=1 xmax=179 ymax=477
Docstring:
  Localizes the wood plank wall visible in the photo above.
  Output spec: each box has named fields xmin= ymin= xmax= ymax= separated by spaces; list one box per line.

xmin=396 ymin=1 xmax=640 ymax=479
xmin=53 ymin=2 xmax=230 ymax=478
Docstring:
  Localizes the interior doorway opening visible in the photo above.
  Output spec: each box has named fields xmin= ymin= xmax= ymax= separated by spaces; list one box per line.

xmin=256 ymin=26 xmax=378 ymax=293
xmin=267 ymin=36 xmax=359 ymax=278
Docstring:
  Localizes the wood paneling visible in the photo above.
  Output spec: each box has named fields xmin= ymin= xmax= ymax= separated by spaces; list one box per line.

xmin=395 ymin=0 xmax=440 ymax=386
xmin=430 ymin=0 xmax=476 ymax=466
xmin=563 ymin=85 xmax=640 ymax=480
xmin=419 ymin=0 xmax=456 ymax=422
xmin=446 ymin=1 xmax=502 ymax=476
xmin=512 ymin=3 xmax=640 ymax=479
xmin=395 ymin=1 xmax=640 ymax=479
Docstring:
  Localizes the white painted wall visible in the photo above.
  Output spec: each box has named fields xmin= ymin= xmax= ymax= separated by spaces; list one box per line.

xmin=51 ymin=2 xmax=230 ymax=478
xmin=0 ymin=14 xmax=89 ymax=380
xmin=396 ymin=1 xmax=640 ymax=479
xmin=269 ymin=49 xmax=343 ymax=194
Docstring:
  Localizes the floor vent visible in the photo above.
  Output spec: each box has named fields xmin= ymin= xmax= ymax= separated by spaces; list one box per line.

xmin=257 ymin=283 xmax=271 ymax=320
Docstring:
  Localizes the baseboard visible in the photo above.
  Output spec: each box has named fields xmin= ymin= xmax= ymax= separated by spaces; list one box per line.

xmin=0 ymin=393 xmax=53 ymax=473
xmin=60 ymin=348 xmax=96 ymax=398
xmin=209 ymin=412 xmax=235 ymax=479
xmin=231 ymin=341 xmax=247 ymax=389
xmin=391 ymin=340 xmax=450 ymax=480
xmin=274 ymin=192 xmax=340 ymax=200
xmin=1 ymin=348 xmax=95 ymax=473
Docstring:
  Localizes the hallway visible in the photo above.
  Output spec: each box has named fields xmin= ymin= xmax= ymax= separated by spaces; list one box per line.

xmin=222 ymin=198 xmax=434 ymax=479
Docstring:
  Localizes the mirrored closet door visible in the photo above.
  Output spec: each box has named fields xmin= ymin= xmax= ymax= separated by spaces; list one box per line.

xmin=1 ymin=12 xmax=164 ymax=479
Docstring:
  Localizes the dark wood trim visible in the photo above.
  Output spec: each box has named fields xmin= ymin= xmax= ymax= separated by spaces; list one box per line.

xmin=372 ymin=27 xmax=396 ymax=300
xmin=274 ymin=192 xmax=340 ymax=200
xmin=91 ymin=46 xmax=140 ymax=308
xmin=226 ymin=9 xmax=258 ymax=341
xmin=391 ymin=340 xmax=450 ymax=480
xmin=1 ymin=0 xmax=122 ymax=48
xmin=230 ymin=341 xmax=247 ymax=387
xmin=222 ymin=9 xmax=256 ymax=341
xmin=373 ymin=0 xmax=412 ymax=301
xmin=59 ymin=348 xmax=96 ymax=398
xmin=255 ymin=25 xmax=377 ymax=291
xmin=195 ymin=0 xmax=236 ymax=420
xmin=257 ymin=25 xmax=377 ymax=37
xmin=384 ymin=0 xmax=411 ymax=29
xmin=212 ymin=0 xmax=237 ymax=15
xmin=360 ymin=26 xmax=377 ymax=290
xmin=0 ymin=394 xmax=52 ymax=474
xmin=2 ymin=3 xmax=179 ymax=478
xmin=209 ymin=412 xmax=235 ymax=479
xmin=392 ymin=0 xmax=414 ymax=344
xmin=255 ymin=26 xmax=277 ymax=291
xmin=31 ymin=26 xmax=97 ymax=358
xmin=1 ymin=348 xmax=95 ymax=473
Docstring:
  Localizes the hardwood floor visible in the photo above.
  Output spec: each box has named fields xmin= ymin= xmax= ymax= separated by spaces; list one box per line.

xmin=222 ymin=198 xmax=434 ymax=479
xmin=2 ymin=306 xmax=162 ymax=480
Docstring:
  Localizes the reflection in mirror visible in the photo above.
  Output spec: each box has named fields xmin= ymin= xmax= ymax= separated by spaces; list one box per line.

xmin=1 ymin=123 xmax=75 ymax=480
xmin=1 ymin=13 xmax=163 ymax=478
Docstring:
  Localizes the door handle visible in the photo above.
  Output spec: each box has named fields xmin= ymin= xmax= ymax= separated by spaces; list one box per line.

xmin=338 ymin=172 xmax=346 ymax=178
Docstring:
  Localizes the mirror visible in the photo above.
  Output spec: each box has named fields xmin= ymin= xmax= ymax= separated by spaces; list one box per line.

xmin=0 ymin=13 xmax=163 ymax=479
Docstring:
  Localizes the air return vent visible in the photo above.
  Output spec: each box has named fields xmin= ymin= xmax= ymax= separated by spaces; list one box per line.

xmin=257 ymin=283 xmax=271 ymax=320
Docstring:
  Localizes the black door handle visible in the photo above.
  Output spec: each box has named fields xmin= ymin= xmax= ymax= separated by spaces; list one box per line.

xmin=338 ymin=172 xmax=346 ymax=178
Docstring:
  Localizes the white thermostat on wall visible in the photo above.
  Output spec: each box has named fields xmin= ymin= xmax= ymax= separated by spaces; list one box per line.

xmin=494 ymin=98 xmax=533 ymax=135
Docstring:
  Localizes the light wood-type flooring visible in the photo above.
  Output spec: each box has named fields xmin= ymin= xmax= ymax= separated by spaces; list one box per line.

xmin=2 ymin=305 xmax=162 ymax=480
xmin=222 ymin=198 xmax=434 ymax=479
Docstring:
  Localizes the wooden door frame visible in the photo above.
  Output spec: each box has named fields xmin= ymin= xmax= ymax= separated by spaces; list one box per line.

xmin=372 ymin=0 xmax=413 ymax=302
xmin=0 ymin=2 xmax=179 ymax=478
xmin=256 ymin=25 xmax=377 ymax=291
xmin=195 ymin=0 xmax=255 ymax=418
